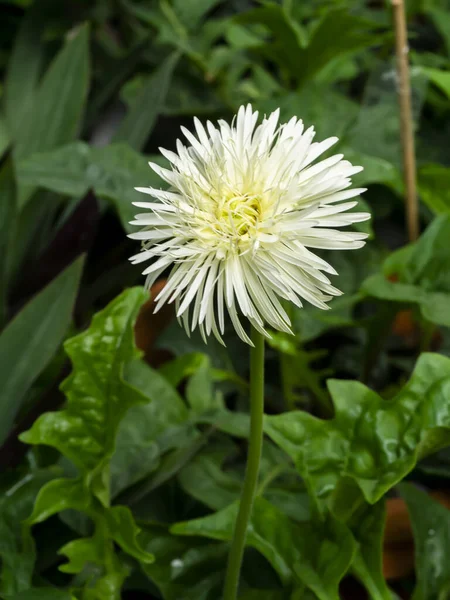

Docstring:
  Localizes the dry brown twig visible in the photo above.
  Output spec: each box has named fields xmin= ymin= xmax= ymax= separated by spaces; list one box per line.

xmin=392 ymin=0 xmax=419 ymax=242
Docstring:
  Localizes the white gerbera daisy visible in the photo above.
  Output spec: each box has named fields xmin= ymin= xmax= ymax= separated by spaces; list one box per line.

xmin=129 ymin=104 xmax=369 ymax=345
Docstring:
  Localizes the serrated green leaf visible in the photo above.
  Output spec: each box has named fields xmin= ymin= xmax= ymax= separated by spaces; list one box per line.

xmin=400 ymin=483 xmax=450 ymax=600
xmin=113 ymin=53 xmax=178 ymax=151
xmin=26 ymin=478 xmax=89 ymax=525
xmin=58 ymin=535 xmax=104 ymax=574
xmin=27 ymin=478 xmax=153 ymax=569
xmin=265 ymin=353 xmax=450 ymax=512
xmin=20 ymin=287 xmax=149 ymax=505
xmin=0 ymin=470 xmax=56 ymax=596
xmin=81 ymin=566 xmax=128 ymax=600
xmin=0 ymin=256 xmax=84 ymax=446
xmin=16 ymin=142 xmax=165 ymax=231
xmin=103 ymin=505 xmax=154 ymax=564
xmin=172 ymin=497 xmax=355 ymax=598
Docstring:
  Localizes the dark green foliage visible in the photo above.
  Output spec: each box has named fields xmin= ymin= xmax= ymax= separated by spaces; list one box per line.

xmin=1 ymin=1 xmax=450 ymax=598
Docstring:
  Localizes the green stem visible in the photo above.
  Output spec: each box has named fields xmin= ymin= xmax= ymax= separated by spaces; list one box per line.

xmin=223 ymin=326 xmax=265 ymax=600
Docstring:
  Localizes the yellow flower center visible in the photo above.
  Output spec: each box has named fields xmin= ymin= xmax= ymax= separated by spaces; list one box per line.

xmin=218 ymin=194 xmax=261 ymax=236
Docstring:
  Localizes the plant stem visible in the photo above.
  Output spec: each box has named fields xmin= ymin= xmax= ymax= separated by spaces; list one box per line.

xmin=223 ymin=326 xmax=265 ymax=600
xmin=392 ymin=0 xmax=419 ymax=242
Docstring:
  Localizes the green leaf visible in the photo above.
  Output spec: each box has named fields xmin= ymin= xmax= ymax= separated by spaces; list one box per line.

xmin=427 ymin=7 xmax=450 ymax=57
xmin=342 ymin=148 xmax=403 ymax=193
xmin=0 ymin=161 xmax=16 ymax=326
xmin=0 ymin=470 xmax=56 ymax=595
xmin=17 ymin=142 xmax=165 ymax=231
xmin=257 ymin=85 xmax=358 ymax=141
xmin=239 ymin=593 xmax=286 ymax=600
xmin=422 ymin=66 xmax=450 ymax=100
xmin=400 ymin=483 xmax=450 ymax=600
xmin=0 ymin=113 xmax=10 ymax=159
xmin=113 ymin=53 xmax=178 ymax=151
xmin=81 ymin=571 xmax=128 ymax=600
xmin=265 ymin=353 xmax=450 ymax=512
xmin=195 ymin=408 xmax=250 ymax=438
xmin=186 ymin=355 xmax=222 ymax=413
xmin=125 ymin=359 xmax=188 ymax=422
xmin=26 ymin=478 xmax=89 ymax=525
xmin=110 ymin=422 xmax=160 ymax=499
xmin=5 ymin=589 xmax=74 ymax=600
xmin=141 ymin=526 xmax=227 ymax=600
xmin=362 ymin=216 xmax=450 ymax=327
xmin=4 ymin=0 xmax=48 ymax=140
xmin=14 ymin=23 xmax=89 ymax=157
xmin=158 ymin=352 xmax=206 ymax=386
xmin=20 ymin=287 xmax=149 ymax=505
xmin=104 ymin=505 xmax=154 ymax=563
xmin=109 ymin=359 xmax=190 ymax=497
xmin=14 ymin=24 xmax=90 ymax=207
xmin=58 ymin=535 xmax=104 ymax=574
xmin=0 ymin=256 xmax=84 ymax=446
xmin=419 ymin=164 xmax=450 ymax=214
xmin=178 ymin=452 xmax=242 ymax=510
xmin=181 ymin=441 xmax=306 ymax=517
xmin=126 ymin=429 xmax=206 ymax=503
xmin=238 ymin=4 xmax=306 ymax=79
xmin=172 ymin=497 xmax=355 ymax=598
xmin=27 ymin=479 xmax=154 ymax=568
xmin=295 ymin=10 xmax=378 ymax=87
xmin=288 ymin=244 xmax=382 ymax=344
xmin=241 ymin=7 xmax=376 ymax=86
xmin=171 ymin=0 xmax=224 ymax=30
xmin=349 ymin=501 xmax=391 ymax=600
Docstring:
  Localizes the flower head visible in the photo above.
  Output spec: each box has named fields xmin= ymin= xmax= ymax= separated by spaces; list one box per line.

xmin=129 ymin=105 xmax=369 ymax=344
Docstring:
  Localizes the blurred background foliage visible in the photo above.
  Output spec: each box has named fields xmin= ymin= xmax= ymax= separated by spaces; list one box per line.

xmin=2 ymin=0 xmax=450 ymax=599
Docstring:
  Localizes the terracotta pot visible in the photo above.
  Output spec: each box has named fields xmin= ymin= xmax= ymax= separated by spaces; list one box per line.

xmin=387 ymin=274 xmax=441 ymax=348
xmin=134 ymin=279 xmax=174 ymax=367
xmin=391 ymin=309 xmax=416 ymax=340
